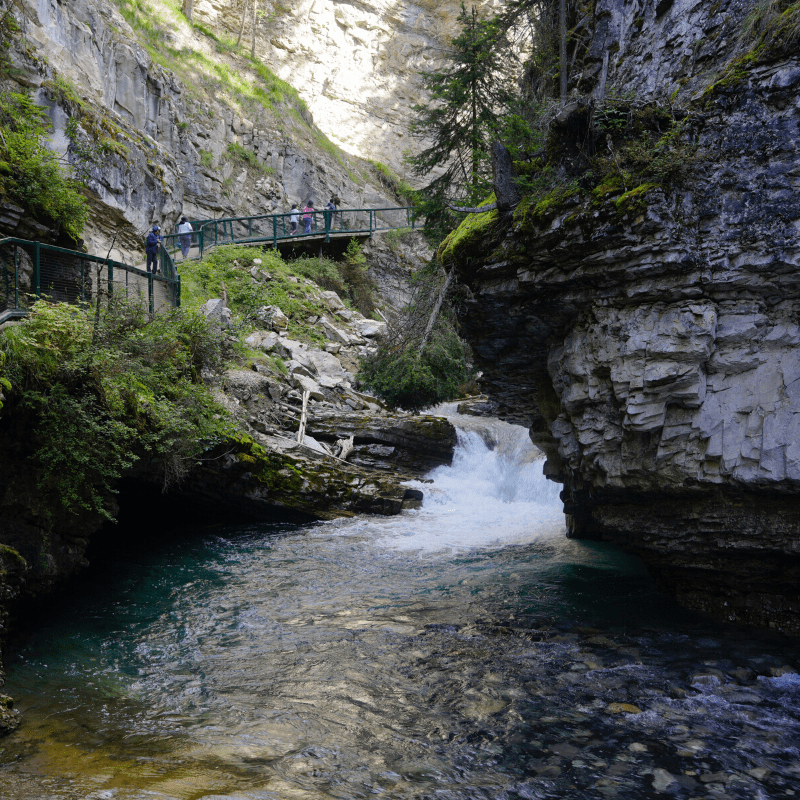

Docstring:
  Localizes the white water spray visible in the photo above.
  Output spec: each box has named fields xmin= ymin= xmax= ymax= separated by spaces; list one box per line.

xmin=359 ymin=414 xmax=566 ymax=553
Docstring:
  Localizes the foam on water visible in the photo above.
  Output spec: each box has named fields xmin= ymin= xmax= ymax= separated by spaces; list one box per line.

xmin=362 ymin=423 xmax=566 ymax=553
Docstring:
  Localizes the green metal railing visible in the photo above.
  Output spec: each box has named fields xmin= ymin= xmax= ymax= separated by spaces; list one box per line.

xmin=163 ymin=206 xmax=416 ymax=263
xmin=0 ymin=237 xmax=181 ymax=324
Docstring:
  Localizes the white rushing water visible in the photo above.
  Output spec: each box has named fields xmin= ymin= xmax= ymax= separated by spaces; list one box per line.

xmin=374 ymin=424 xmax=564 ymax=553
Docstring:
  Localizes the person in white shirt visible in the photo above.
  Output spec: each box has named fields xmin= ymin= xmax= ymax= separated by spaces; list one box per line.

xmin=289 ymin=204 xmax=299 ymax=235
xmin=177 ymin=216 xmax=194 ymax=259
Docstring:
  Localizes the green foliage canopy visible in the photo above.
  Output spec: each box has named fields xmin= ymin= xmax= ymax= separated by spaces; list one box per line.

xmin=407 ymin=2 xmax=517 ymax=241
xmin=0 ymin=300 xmax=233 ymax=519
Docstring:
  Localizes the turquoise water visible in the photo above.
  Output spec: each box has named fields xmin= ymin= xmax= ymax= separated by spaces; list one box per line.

xmin=1 ymin=421 xmax=799 ymax=799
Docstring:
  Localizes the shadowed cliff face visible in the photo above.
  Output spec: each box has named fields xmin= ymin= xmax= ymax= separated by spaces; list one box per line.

xmin=454 ymin=0 xmax=800 ymax=633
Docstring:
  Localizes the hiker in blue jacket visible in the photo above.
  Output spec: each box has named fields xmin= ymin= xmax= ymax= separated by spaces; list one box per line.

xmin=146 ymin=225 xmax=162 ymax=273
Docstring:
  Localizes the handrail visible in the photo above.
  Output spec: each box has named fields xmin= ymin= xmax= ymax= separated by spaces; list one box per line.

xmin=0 ymin=236 xmax=181 ymax=323
xmin=163 ymin=205 xmax=417 ymax=263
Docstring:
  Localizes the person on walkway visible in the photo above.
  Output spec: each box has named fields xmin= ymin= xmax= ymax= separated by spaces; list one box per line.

xmin=146 ymin=225 xmax=162 ymax=274
xmin=325 ymin=197 xmax=337 ymax=230
xmin=303 ymin=202 xmax=314 ymax=234
xmin=289 ymin=204 xmax=299 ymax=235
xmin=177 ymin=216 xmax=193 ymax=259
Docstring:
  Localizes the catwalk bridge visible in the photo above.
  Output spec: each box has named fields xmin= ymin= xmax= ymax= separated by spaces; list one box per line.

xmin=0 ymin=206 xmax=416 ymax=324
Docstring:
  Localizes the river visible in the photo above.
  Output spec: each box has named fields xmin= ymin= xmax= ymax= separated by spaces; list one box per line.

xmin=1 ymin=411 xmax=799 ymax=799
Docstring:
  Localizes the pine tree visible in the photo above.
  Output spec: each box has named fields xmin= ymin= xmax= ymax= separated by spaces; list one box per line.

xmin=407 ymin=3 xmax=516 ymax=235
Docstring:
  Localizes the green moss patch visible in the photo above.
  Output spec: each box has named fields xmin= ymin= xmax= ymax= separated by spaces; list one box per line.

xmin=437 ymin=195 xmax=499 ymax=265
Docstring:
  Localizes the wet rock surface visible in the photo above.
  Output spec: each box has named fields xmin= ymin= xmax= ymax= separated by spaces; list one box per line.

xmin=453 ymin=1 xmax=800 ymax=633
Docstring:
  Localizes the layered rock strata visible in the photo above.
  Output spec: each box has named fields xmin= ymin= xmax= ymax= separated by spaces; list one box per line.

xmin=453 ymin=0 xmax=800 ymax=633
xmin=5 ymin=0 xmax=401 ymax=260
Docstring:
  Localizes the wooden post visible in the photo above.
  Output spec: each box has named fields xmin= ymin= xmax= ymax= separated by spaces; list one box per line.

xmin=296 ymin=390 xmax=310 ymax=443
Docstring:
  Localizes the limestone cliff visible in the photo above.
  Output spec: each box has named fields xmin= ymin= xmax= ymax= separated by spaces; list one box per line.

xmin=193 ymin=0 xmax=502 ymax=178
xmin=3 ymin=0 xmax=409 ymax=261
xmin=451 ymin=0 xmax=800 ymax=634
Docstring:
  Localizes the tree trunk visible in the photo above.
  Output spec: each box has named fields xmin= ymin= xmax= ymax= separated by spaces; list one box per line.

xmin=470 ymin=6 xmax=479 ymax=198
xmin=251 ymin=0 xmax=258 ymax=58
xmin=236 ymin=0 xmax=247 ymax=47
xmin=559 ymin=0 xmax=568 ymax=99
xmin=417 ymin=268 xmax=454 ymax=356
xmin=182 ymin=0 xmax=193 ymax=22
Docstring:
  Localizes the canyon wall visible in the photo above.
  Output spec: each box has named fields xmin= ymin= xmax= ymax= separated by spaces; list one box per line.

xmin=452 ymin=0 xmax=800 ymax=633
xmin=193 ymin=0 xmax=503 ymax=179
xmin=5 ymin=0 xmax=412 ymax=261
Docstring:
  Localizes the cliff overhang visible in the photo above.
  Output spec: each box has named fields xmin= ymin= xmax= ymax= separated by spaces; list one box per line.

xmin=451 ymin=43 xmax=800 ymax=633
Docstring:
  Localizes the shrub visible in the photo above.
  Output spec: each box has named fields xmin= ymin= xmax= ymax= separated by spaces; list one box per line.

xmin=0 ymin=91 xmax=89 ymax=241
xmin=0 ymin=299 xmax=233 ymax=517
xmin=358 ymin=321 xmax=472 ymax=411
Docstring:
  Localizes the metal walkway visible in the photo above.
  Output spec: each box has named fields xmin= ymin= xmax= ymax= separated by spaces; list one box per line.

xmin=0 ymin=237 xmax=181 ymax=325
xmin=1 ymin=206 xmax=415 ymax=324
xmin=162 ymin=206 xmax=416 ymax=263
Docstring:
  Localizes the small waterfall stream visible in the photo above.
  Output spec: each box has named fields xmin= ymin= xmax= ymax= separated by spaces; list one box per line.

xmin=2 ymin=413 xmax=799 ymax=799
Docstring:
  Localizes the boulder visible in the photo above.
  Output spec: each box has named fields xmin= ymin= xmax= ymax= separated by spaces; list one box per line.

xmin=320 ymin=290 xmax=345 ymax=310
xmin=244 ymin=331 xmax=279 ymax=352
xmin=256 ymin=305 xmax=288 ymax=330
xmin=319 ymin=315 xmax=352 ymax=345
xmin=286 ymin=359 xmax=316 ymax=380
xmin=305 ymin=349 xmax=348 ymax=388
xmin=353 ymin=318 xmax=387 ymax=339
xmin=200 ymin=298 xmax=232 ymax=327
xmin=291 ymin=374 xmax=325 ymax=401
xmin=277 ymin=338 xmax=319 ymax=375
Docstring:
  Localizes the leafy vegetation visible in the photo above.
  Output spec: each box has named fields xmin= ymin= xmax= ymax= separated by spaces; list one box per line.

xmin=178 ymin=242 xmax=378 ymax=343
xmin=226 ymin=141 xmax=276 ymax=176
xmin=369 ymin=160 xmax=417 ymax=204
xmin=0 ymin=91 xmax=89 ymax=241
xmin=407 ymin=2 xmax=517 ymax=243
xmin=0 ymin=299 xmax=233 ymax=519
xmin=357 ymin=262 xmax=472 ymax=411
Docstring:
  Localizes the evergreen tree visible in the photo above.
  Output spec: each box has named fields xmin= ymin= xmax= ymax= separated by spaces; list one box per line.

xmin=407 ymin=3 xmax=517 ymax=238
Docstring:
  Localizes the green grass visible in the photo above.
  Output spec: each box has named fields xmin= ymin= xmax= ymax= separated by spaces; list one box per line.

xmin=369 ymin=160 xmax=417 ymax=203
xmin=226 ymin=142 xmax=276 ymax=176
xmin=178 ymin=245 xmax=329 ymax=345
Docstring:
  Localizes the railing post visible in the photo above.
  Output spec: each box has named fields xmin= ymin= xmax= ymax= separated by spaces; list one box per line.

xmin=108 ymin=258 xmax=114 ymax=298
xmin=273 ymin=215 xmax=277 ymax=249
xmin=325 ymin=208 xmax=331 ymax=243
xmin=33 ymin=241 xmax=40 ymax=299
xmin=369 ymin=210 xmax=373 ymax=239
xmin=248 ymin=218 xmax=252 ymax=238
xmin=14 ymin=245 xmax=19 ymax=309
xmin=199 ymin=227 xmax=204 ymax=258
xmin=80 ymin=257 xmax=85 ymax=302
xmin=177 ymin=274 xmax=182 ymax=308
xmin=148 ymin=271 xmax=154 ymax=316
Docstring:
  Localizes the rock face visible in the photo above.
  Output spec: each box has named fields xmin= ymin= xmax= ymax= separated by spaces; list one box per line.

xmin=5 ymin=0 xmax=404 ymax=261
xmin=453 ymin=0 xmax=800 ymax=633
xmin=193 ymin=0 xmax=502 ymax=177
